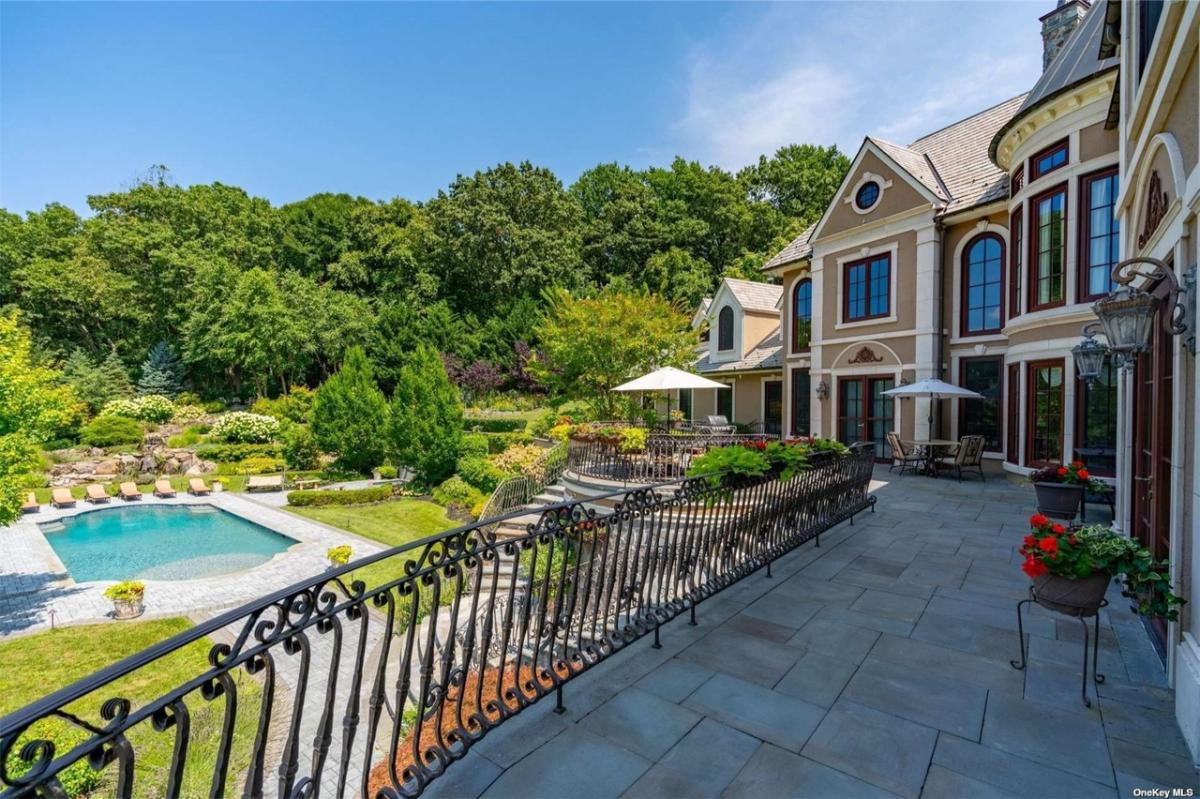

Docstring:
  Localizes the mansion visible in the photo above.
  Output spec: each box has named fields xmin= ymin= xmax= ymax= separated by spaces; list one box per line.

xmin=691 ymin=0 xmax=1200 ymax=761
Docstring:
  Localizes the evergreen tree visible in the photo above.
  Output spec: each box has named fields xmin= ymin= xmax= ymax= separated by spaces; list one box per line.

xmin=137 ymin=341 xmax=185 ymax=397
xmin=389 ymin=344 xmax=463 ymax=486
xmin=63 ymin=348 xmax=133 ymax=414
xmin=311 ymin=347 xmax=388 ymax=474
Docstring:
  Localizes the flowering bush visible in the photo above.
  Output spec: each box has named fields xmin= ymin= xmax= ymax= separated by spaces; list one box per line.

xmin=491 ymin=444 xmax=545 ymax=476
xmin=1031 ymin=460 xmax=1110 ymax=494
xmin=101 ymin=394 xmax=175 ymax=423
xmin=104 ymin=580 xmax=145 ymax=602
xmin=171 ymin=403 xmax=207 ymax=423
xmin=1020 ymin=515 xmax=1184 ymax=620
xmin=327 ymin=545 xmax=353 ymax=566
xmin=211 ymin=412 xmax=281 ymax=443
xmin=547 ymin=423 xmax=574 ymax=442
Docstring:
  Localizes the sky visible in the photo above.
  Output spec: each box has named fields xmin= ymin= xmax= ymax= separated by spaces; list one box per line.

xmin=0 ymin=1 xmax=1046 ymax=216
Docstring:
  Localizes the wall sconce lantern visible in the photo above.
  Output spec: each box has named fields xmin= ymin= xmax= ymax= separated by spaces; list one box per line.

xmin=1071 ymin=323 xmax=1108 ymax=385
xmin=1079 ymin=257 xmax=1196 ymax=372
xmin=815 ymin=380 xmax=829 ymax=400
xmin=899 ymin=376 xmax=911 ymax=386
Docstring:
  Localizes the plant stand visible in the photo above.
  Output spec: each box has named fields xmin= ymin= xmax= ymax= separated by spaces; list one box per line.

xmin=1010 ymin=586 xmax=1106 ymax=707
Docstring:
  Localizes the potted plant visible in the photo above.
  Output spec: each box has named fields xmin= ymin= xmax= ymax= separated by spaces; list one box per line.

xmin=1020 ymin=514 xmax=1184 ymax=619
xmin=327 ymin=545 xmax=353 ymax=569
xmin=104 ymin=581 xmax=145 ymax=619
xmin=1029 ymin=461 xmax=1101 ymax=520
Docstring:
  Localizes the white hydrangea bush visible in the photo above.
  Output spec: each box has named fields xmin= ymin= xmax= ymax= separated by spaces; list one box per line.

xmin=100 ymin=394 xmax=175 ymax=423
xmin=211 ymin=412 xmax=281 ymax=443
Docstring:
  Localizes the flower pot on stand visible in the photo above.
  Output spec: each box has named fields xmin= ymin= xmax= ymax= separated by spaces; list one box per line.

xmin=1031 ymin=571 xmax=1110 ymax=616
xmin=1033 ymin=482 xmax=1083 ymax=520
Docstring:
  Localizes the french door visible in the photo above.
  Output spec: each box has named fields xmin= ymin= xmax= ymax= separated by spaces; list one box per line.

xmin=838 ymin=375 xmax=895 ymax=459
xmin=763 ymin=381 xmax=783 ymax=436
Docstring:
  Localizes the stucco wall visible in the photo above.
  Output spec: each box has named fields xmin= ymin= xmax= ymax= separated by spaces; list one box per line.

xmin=821 ymin=151 xmax=930 ymax=239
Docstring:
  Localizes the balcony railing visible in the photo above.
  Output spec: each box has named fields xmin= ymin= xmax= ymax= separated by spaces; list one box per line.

xmin=567 ymin=431 xmax=772 ymax=484
xmin=476 ymin=441 xmax=568 ymax=523
xmin=0 ymin=446 xmax=875 ymax=799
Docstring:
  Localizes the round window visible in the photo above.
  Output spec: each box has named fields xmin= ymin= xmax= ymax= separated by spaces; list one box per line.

xmin=855 ymin=181 xmax=880 ymax=210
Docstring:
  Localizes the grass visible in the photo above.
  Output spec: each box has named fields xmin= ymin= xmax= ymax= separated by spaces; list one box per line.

xmin=287 ymin=498 xmax=457 ymax=590
xmin=0 ymin=618 xmax=262 ymax=798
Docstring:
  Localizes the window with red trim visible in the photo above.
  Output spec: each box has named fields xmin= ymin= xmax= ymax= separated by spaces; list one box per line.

xmin=1030 ymin=139 xmax=1068 ymax=180
xmin=1008 ymin=209 xmax=1022 ymax=320
xmin=1011 ymin=165 xmax=1024 ymax=194
xmin=844 ymin=254 xmax=890 ymax=322
xmin=791 ymin=279 xmax=812 ymax=351
xmin=1029 ymin=185 xmax=1067 ymax=311
xmin=1080 ymin=167 xmax=1120 ymax=300
xmin=961 ymin=234 xmax=1004 ymax=335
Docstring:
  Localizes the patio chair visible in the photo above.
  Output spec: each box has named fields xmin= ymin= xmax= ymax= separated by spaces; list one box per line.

xmin=119 ymin=481 xmax=142 ymax=500
xmin=188 ymin=478 xmax=211 ymax=496
xmin=154 ymin=479 xmax=177 ymax=498
xmin=935 ymin=435 xmax=986 ymax=481
xmin=22 ymin=492 xmax=39 ymax=514
xmin=886 ymin=431 xmax=922 ymax=475
xmin=51 ymin=488 xmax=76 ymax=508
xmin=85 ymin=483 xmax=110 ymax=503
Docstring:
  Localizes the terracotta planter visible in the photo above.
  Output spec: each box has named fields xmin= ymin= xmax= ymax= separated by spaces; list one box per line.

xmin=111 ymin=597 xmax=145 ymax=620
xmin=1034 ymin=482 xmax=1083 ymax=520
xmin=1032 ymin=572 xmax=1110 ymax=616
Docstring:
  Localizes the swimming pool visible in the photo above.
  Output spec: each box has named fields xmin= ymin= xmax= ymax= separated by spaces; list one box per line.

xmin=41 ymin=505 xmax=297 ymax=582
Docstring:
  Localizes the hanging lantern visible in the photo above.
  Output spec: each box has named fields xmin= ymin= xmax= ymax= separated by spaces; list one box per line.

xmin=1092 ymin=285 xmax=1158 ymax=367
xmin=1071 ymin=324 xmax=1108 ymax=385
xmin=1090 ymin=257 xmax=1196 ymax=368
xmin=815 ymin=380 xmax=829 ymax=400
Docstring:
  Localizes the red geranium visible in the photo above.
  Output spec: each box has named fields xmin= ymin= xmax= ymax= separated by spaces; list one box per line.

xmin=1077 ymin=469 xmax=1090 ymax=480
xmin=1022 ymin=557 xmax=1048 ymax=578
xmin=1051 ymin=523 xmax=1065 ymax=535
xmin=1057 ymin=467 xmax=1068 ymax=477
xmin=1038 ymin=536 xmax=1058 ymax=554
xmin=1030 ymin=513 xmax=1049 ymax=527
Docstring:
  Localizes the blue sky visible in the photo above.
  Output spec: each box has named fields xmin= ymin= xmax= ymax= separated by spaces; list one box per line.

xmin=1 ymin=2 xmax=1046 ymax=215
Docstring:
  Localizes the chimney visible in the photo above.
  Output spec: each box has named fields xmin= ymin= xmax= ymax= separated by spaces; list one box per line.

xmin=1040 ymin=0 xmax=1091 ymax=70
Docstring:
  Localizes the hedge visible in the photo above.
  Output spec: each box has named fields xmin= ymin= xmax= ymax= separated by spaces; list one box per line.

xmin=287 ymin=485 xmax=394 ymax=506
xmin=485 ymin=431 xmax=533 ymax=453
xmin=195 ymin=442 xmax=280 ymax=463
xmin=462 ymin=417 xmax=525 ymax=433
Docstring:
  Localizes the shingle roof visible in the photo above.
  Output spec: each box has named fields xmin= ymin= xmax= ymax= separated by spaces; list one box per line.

xmin=989 ymin=1 xmax=1118 ymax=164
xmin=761 ymin=223 xmax=816 ymax=270
xmin=724 ymin=278 xmax=783 ymax=312
xmin=695 ymin=327 xmax=783 ymax=374
xmin=869 ymin=138 xmax=948 ymax=201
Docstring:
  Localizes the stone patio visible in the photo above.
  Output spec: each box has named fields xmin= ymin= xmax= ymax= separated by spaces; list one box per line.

xmin=420 ymin=467 xmax=1200 ymax=799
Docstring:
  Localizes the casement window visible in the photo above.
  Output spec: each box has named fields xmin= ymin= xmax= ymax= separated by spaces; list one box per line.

xmin=792 ymin=279 xmax=812 ymax=351
xmin=1030 ymin=139 xmax=1068 ymax=181
xmin=1006 ymin=363 xmax=1019 ymax=463
xmin=717 ymin=306 xmax=734 ymax=351
xmin=1026 ymin=359 xmax=1064 ymax=466
xmin=959 ymin=357 xmax=1003 ymax=451
xmin=1008 ymin=210 xmax=1022 ymax=320
xmin=1080 ymin=168 xmax=1120 ymax=300
xmin=1011 ymin=165 xmax=1024 ymax=194
xmin=961 ymin=234 xmax=1004 ymax=335
xmin=1029 ymin=185 xmax=1067 ymax=311
xmin=1075 ymin=359 xmax=1117 ymax=476
xmin=844 ymin=253 xmax=890 ymax=322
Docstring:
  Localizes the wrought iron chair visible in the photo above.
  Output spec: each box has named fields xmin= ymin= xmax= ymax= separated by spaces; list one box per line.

xmin=885 ymin=430 xmax=921 ymax=475
xmin=936 ymin=434 xmax=986 ymax=481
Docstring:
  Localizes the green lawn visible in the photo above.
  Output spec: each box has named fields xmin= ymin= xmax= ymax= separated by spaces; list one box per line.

xmin=0 ymin=618 xmax=262 ymax=798
xmin=287 ymin=498 xmax=457 ymax=590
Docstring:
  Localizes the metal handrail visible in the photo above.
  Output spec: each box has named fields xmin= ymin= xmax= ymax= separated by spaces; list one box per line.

xmin=0 ymin=449 xmax=876 ymax=799
xmin=476 ymin=441 xmax=568 ymax=523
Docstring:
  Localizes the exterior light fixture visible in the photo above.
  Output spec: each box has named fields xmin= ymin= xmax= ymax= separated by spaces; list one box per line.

xmin=1071 ymin=323 xmax=1107 ymax=385
xmin=899 ymin=377 xmax=911 ymax=386
xmin=1090 ymin=256 xmax=1196 ymax=369
xmin=815 ymin=380 xmax=829 ymax=400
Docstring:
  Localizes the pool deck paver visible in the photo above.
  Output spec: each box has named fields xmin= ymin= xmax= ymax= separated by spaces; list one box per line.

xmin=0 ymin=491 xmax=383 ymax=637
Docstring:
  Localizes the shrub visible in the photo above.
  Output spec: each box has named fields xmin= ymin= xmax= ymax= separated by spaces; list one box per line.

xmin=280 ymin=424 xmax=320 ymax=471
xmin=104 ymin=580 xmax=145 ymax=602
xmin=486 ymin=431 xmax=533 ymax=453
xmin=101 ymin=394 xmax=175 ymax=423
xmin=327 ymin=545 xmax=353 ymax=565
xmin=287 ymin=485 xmax=393 ymax=506
xmin=4 ymin=718 xmax=103 ymax=798
xmin=312 ymin=348 xmax=389 ymax=474
xmin=525 ymin=408 xmax=556 ymax=438
xmin=377 ymin=465 xmax=398 ymax=479
xmin=618 ymin=427 xmax=647 ymax=453
xmin=432 ymin=476 xmax=485 ymax=510
xmin=555 ymin=400 xmax=593 ymax=421
xmin=195 ymin=442 xmax=279 ymax=462
xmin=547 ymin=423 xmax=573 ymax=442
xmin=251 ymin=387 xmax=315 ymax=424
xmin=764 ymin=441 xmax=809 ymax=481
xmin=201 ymin=399 xmax=227 ymax=414
xmin=62 ymin=348 xmax=133 ymax=415
xmin=460 ymin=433 xmax=489 ymax=458
xmin=686 ymin=446 xmax=769 ymax=487
xmin=462 ymin=416 xmax=525 ymax=433
xmin=80 ymin=415 xmax=143 ymax=448
xmin=456 ymin=455 xmax=505 ymax=493
xmin=233 ymin=456 xmax=286 ymax=475
xmin=491 ymin=444 xmax=544 ymax=477
xmin=211 ymin=412 xmax=281 ymax=444
xmin=171 ymin=404 xmax=207 ymax=424
xmin=390 ymin=344 xmax=462 ymax=486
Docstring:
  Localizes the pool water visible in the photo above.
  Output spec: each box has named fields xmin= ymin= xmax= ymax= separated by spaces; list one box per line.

xmin=42 ymin=505 xmax=296 ymax=582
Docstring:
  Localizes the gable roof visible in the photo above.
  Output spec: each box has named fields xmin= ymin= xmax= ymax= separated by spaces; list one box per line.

xmin=723 ymin=278 xmax=783 ymax=313
xmin=761 ymin=223 xmax=816 ymax=271
xmin=868 ymin=138 xmax=948 ymax=201
xmin=989 ymin=1 xmax=1118 ymax=163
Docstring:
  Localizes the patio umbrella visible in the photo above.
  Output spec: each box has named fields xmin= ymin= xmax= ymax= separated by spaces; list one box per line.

xmin=881 ymin=378 xmax=983 ymax=437
xmin=613 ymin=367 xmax=730 ymax=425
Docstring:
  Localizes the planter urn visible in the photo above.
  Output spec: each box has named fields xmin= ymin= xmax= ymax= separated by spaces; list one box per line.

xmin=1033 ymin=481 xmax=1083 ymax=520
xmin=111 ymin=597 xmax=145 ymax=620
xmin=1031 ymin=572 xmax=1110 ymax=616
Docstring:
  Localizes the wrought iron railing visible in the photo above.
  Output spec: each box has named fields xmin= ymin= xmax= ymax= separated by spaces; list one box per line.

xmin=476 ymin=441 xmax=568 ymax=523
xmin=567 ymin=432 xmax=771 ymax=483
xmin=0 ymin=447 xmax=876 ymax=799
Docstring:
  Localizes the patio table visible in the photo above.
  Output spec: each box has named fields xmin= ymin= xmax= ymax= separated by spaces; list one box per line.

xmin=904 ymin=439 xmax=959 ymax=477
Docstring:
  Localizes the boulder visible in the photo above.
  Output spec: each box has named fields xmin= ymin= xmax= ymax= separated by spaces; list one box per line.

xmin=140 ymin=455 xmax=158 ymax=472
xmin=71 ymin=462 xmax=93 ymax=475
xmin=94 ymin=460 xmax=119 ymax=475
xmin=164 ymin=457 xmax=182 ymax=474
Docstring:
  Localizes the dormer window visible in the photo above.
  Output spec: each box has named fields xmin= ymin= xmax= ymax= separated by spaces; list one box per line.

xmin=855 ymin=181 xmax=881 ymax=211
xmin=717 ymin=306 xmax=734 ymax=351
xmin=1030 ymin=139 xmax=1068 ymax=180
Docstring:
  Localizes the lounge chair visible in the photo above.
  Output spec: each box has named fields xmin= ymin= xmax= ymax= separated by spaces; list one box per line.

xmin=886 ymin=431 xmax=922 ymax=476
xmin=188 ymin=478 xmax=211 ymax=496
xmin=22 ymin=492 xmax=39 ymax=514
xmin=154 ymin=479 xmax=177 ymax=498
xmin=51 ymin=488 xmax=76 ymax=509
xmin=85 ymin=483 xmax=110 ymax=503
xmin=935 ymin=435 xmax=987 ymax=481
xmin=119 ymin=482 xmax=142 ymax=501
xmin=247 ymin=475 xmax=284 ymax=492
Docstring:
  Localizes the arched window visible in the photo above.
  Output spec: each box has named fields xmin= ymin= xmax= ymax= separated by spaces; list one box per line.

xmin=717 ymin=306 xmax=734 ymax=351
xmin=792 ymin=279 xmax=812 ymax=351
xmin=962 ymin=234 xmax=1004 ymax=335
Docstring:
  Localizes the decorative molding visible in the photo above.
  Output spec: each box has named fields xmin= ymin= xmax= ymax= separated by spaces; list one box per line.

xmin=847 ymin=346 xmax=883 ymax=364
xmin=1137 ymin=170 xmax=1170 ymax=249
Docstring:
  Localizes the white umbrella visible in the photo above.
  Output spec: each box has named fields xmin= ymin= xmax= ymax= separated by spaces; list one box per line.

xmin=882 ymin=378 xmax=983 ymax=436
xmin=613 ymin=367 xmax=730 ymax=426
